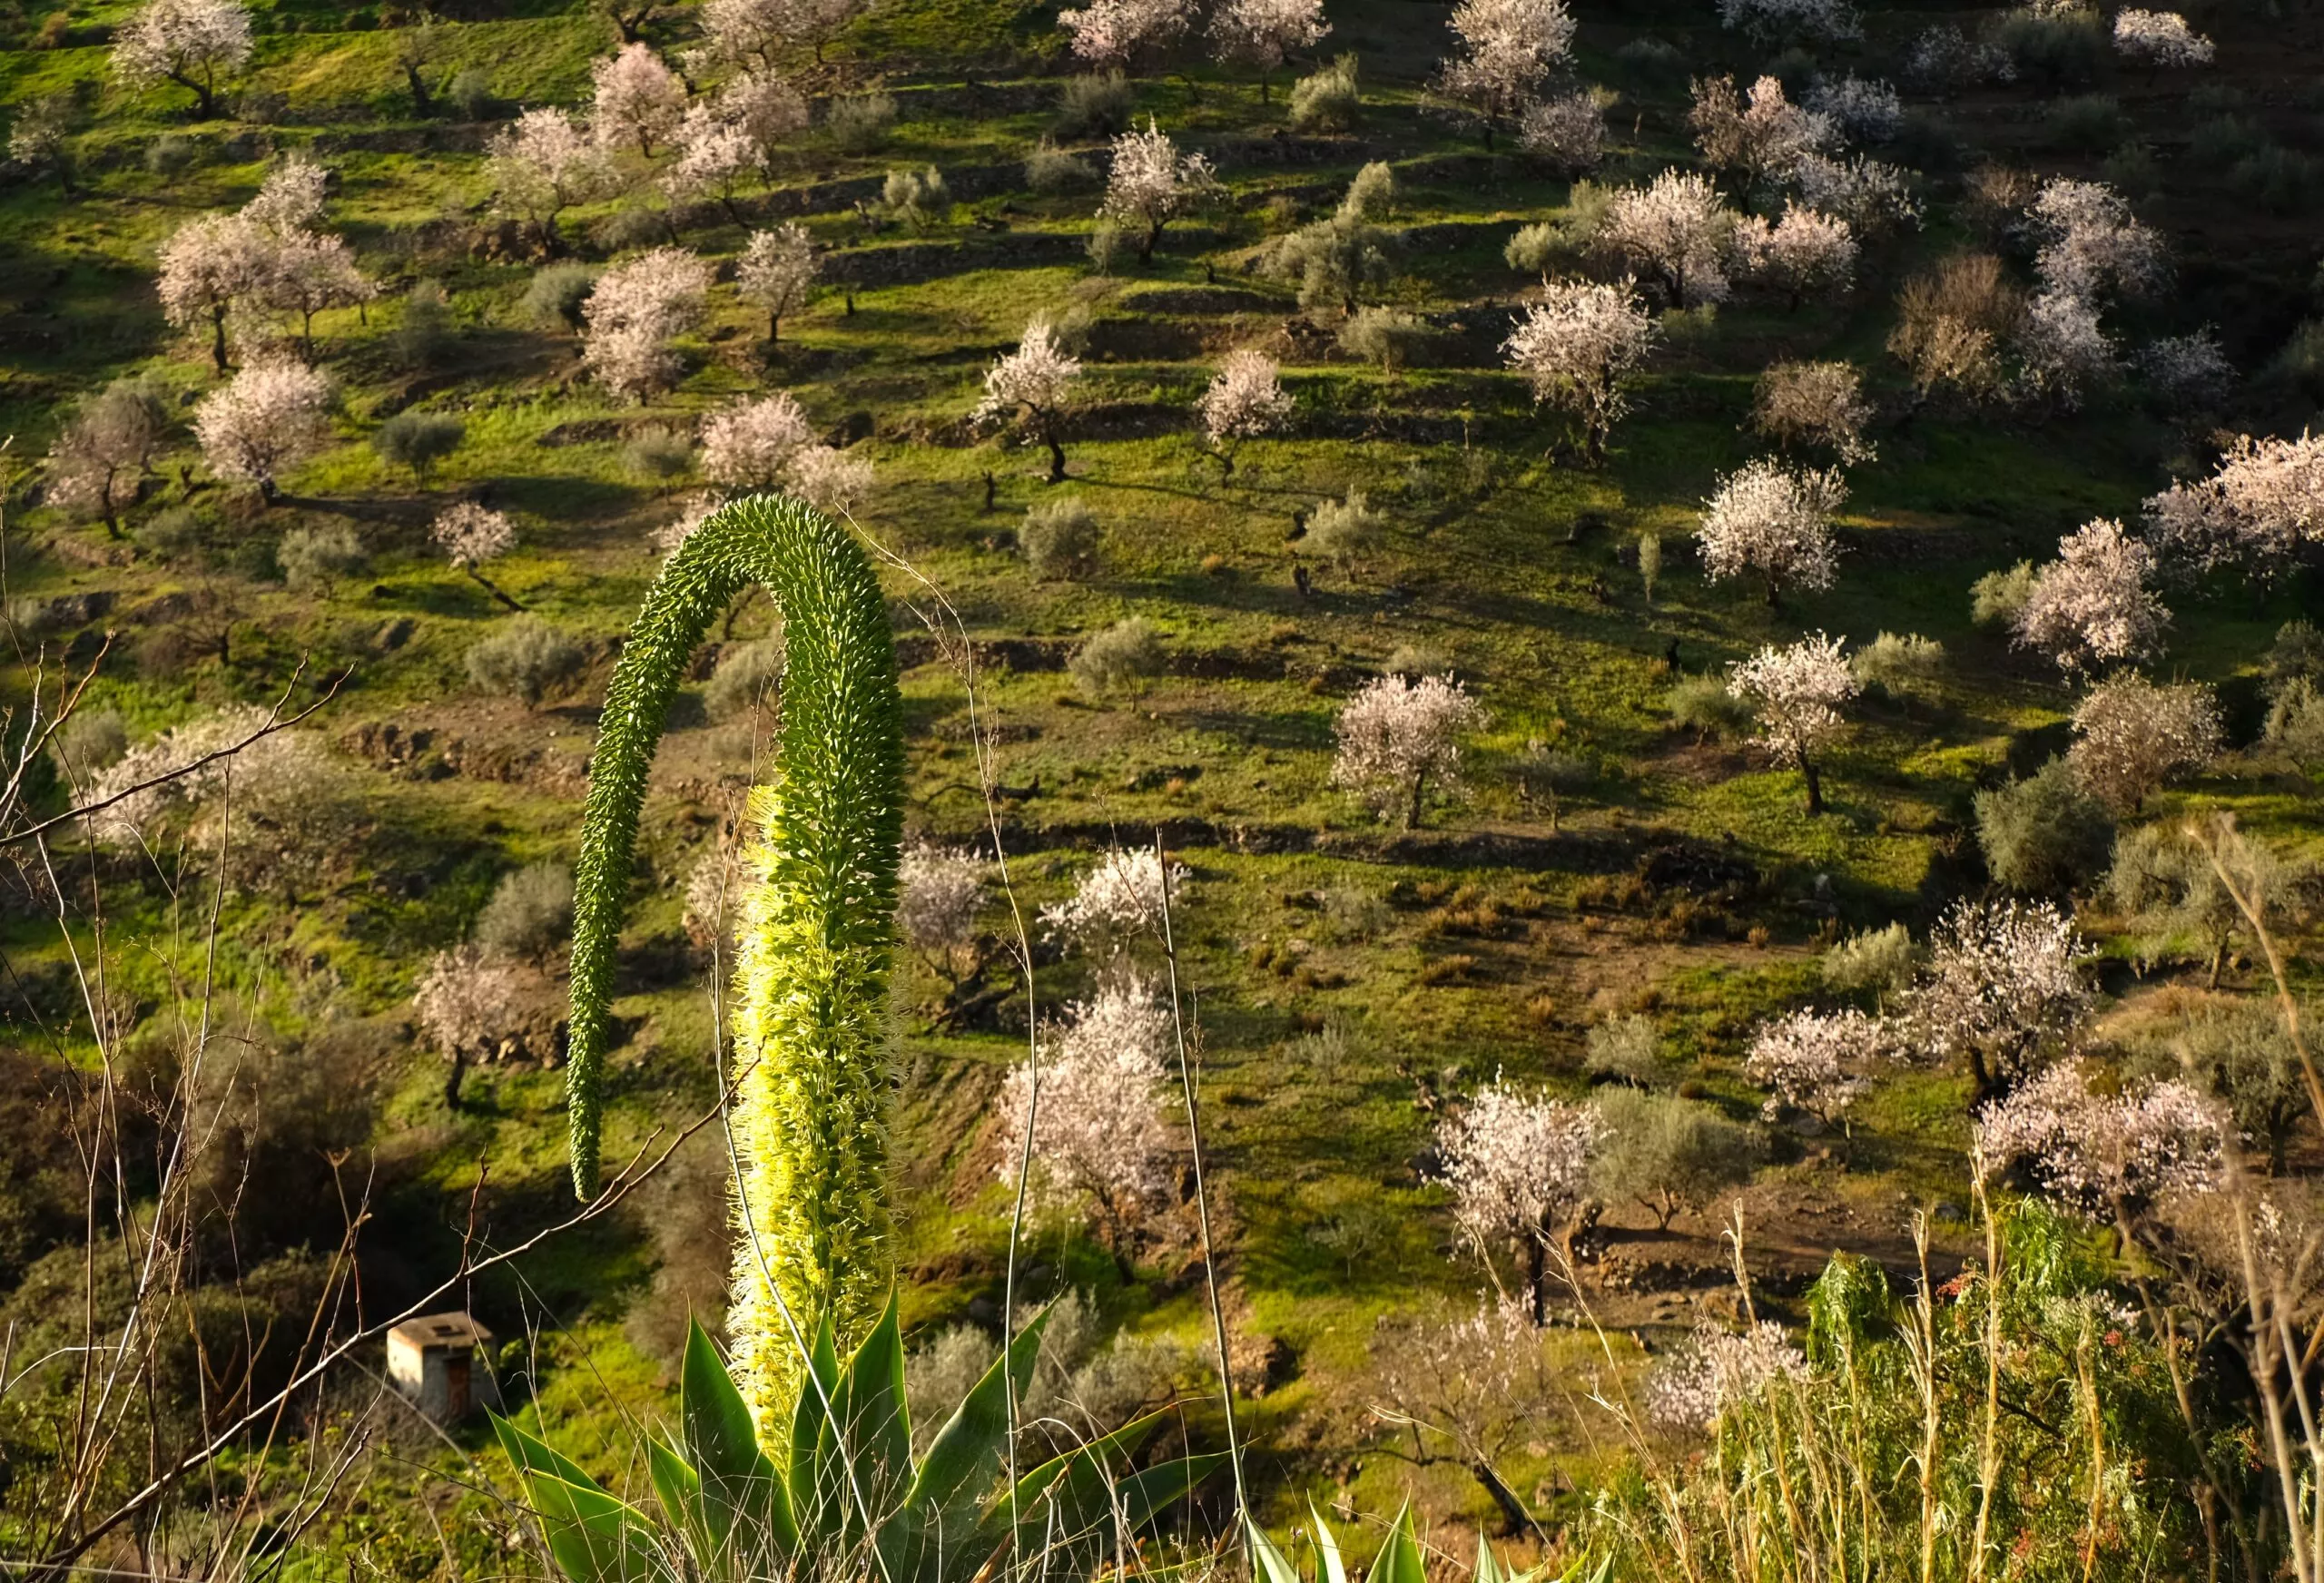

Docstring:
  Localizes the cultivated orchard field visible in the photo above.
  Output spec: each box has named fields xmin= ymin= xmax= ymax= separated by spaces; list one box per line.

xmin=2 ymin=0 xmax=2323 ymax=1572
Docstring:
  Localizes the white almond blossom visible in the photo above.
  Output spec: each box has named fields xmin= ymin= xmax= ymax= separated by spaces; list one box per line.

xmin=2112 ymin=8 xmax=2212 ymax=68
xmin=1805 ymin=74 xmax=1902 ymax=142
xmin=1648 ymin=1322 xmax=1809 ymax=1431
xmin=1974 ymin=1062 xmax=2223 ymax=1216
xmin=1726 ymin=632 xmax=1856 ymax=814
xmin=1501 ymin=277 xmax=1658 ymax=464
xmin=431 ymin=501 xmax=517 ymax=568
xmin=2011 ymin=517 xmax=2168 ymax=674
xmin=1332 ymin=673 xmax=1489 ymax=829
xmin=2068 ymin=675 xmax=2222 ymax=812
xmin=1098 ymin=118 xmax=1219 ymax=261
xmin=1195 ymin=349 xmax=1292 ymax=471
xmin=1438 ymin=0 xmax=1576 ymax=139
xmin=1745 ymin=1008 xmax=1888 ymax=1125
xmin=1039 ymin=847 xmax=1189 ymax=963
xmin=1515 ymin=91 xmax=1605 ymax=173
xmin=2025 ymin=178 xmax=2164 ymax=302
xmin=1786 ymin=152 xmax=1919 ymax=234
xmin=1057 ymin=0 xmax=1194 ymax=67
xmin=1436 ymin=1078 xmax=1601 ymax=1317
xmin=1903 ymin=898 xmax=2087 ymax=1096
xmin=783 ymin=445 xmax=874 ymax=514
xmin=735 ymin=221 xmax=820 ymax=341
xmin=1698 ymin=458 xmax=1846 ymax=603
xmin=971 ymin=318 xmax=1084 ymax=484
xmin=112 ymin=0 xmax=251 ymax=116
xmin=192 ymin=359 xmax=332 ymax=497
xmin=1595 ymin=169 xmax=1738 ymax=307
xmin=1689 ymin=74 xmax=1835 ymax=187
xmin=1716 ymin=0 xmax=1858 ymax=45
xmin=580 ymin=247 xmax=712 ymax=399
xmin=590 ymin=42 xmax=685 ymax=156
xmin=486 ymin=108 xmax=612 ymax=248
xmin=1733 ymin=203 xmax=1856 ymax=309
xmin=2142 ymin=430 xmax=2324 ymax=580
xmin=703 ymin=393 xmax=816 ymax=487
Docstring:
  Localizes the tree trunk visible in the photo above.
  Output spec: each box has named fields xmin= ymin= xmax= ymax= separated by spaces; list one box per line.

xmin=1044 ymin=432 xmax=1067 ymax=484
xmin=1802 ymin=757 xmax=1825 ymax=816
xmin=1470 ymin=1461 xmax=1532 ymax=1539
xmin=767 ymin=310 xmax=780 ymax=343
xmin=1141 ymin=219 xmax=1161 ymax=261
xmin=1524 ymin=1235 xmax=1547 ymax=1325
xmin=2208 ymin=939 xmax=2226 ymax=989
xmin=210 ymin=310 xmax=229 ymax=375
xmin=1969 ymin=1047 xmax=1997 ymax=1107
xmin=469 ymin=568 xmax=526 ymax=613
xmin=404 ymin=63 xmax=432 ymax=114
xmin=1406 ymin=768 xmax=1428 ymax=831
xmin=444 ymin=1047 xmax=468 ymax=1109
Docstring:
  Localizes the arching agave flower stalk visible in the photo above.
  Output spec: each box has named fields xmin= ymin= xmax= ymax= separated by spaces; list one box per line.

xmin=565 ymin=493 xmax=903 ymax=1422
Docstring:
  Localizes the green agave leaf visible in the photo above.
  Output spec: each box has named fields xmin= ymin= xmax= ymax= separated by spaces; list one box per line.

xmin=491 ymin=1415 xmax=661 ymax=1583
xmin=906 ymin=1303 xmax=1050 ymax=1519
xmin=1116 ymin=1452 xmax=1226 ymax=1531
xmin=644 ymin=1437 xmax=701 ymax=1542
xmin=681 ymin=1320 xmax=793 ymax=1556
xmin=820 ymin=1292 xmax=911 ymax=1535
xmin=1248 ymin=1518 xmax=1307 ymax=1583
xmin=786 ymin=1313 xmax=845 ymax=1542
xmin=1311 ymin=1500 xmax=1349 ymax=1583
xmin=1369 ymin=1502 xmax=1427 ymax=1583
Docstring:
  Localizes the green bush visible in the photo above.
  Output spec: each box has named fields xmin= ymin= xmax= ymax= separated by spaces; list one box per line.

xmin=474 ymin=861 xmax=575 ymax=961
xmin=1585 ymin=1013 xmax=1665 ymax=1086
xmin=1306 ymin=491 xmax=1383 ymax=565
xmin=1851 ymin=632 xmax=1945 ymax=698
xmin=1822 ymin=921 xmax=1918 ymax=998
xmin=388 ymin=280 xmax=456 ymax=369
xmin=277 ymin=523 xmax=368 ymax=597
xmin=2230 ymin=145 xmax=2319 ymax=214
xmin=621 ymin=424 xmax=694 ymax=483
xmin=1974 ymin=756 xmax=2115 ymax=895
xmin=466 ymin=615 xmax=584 ymax=706
xmin=1068 ymin=617 xmax=1164 ymax=698
xmin=1025 ymin=140 xmax=1094 ymax=192
xmin=2269 ymin=319 xmax=2324 ymax=398
xmin=1336 ymin=306 xmax=1429 ymax=373
xmin=1590 ymin=1087 xmax=1762 ymax=1228
xmin=1288 ymin=55 xmax=1359 ymax=132
xmin=2043 ymin=93 xmax=2127 ymax=152
xmin=826 ymin=93 xmax=897 ymax=152
xmin=1666 ymin=674 xmax=1752 ymax=741
xmin=446 ymin=67 xmax=493 ymax=119
xmin=371 ymin=409 xmax=464 ymax=483
xmin=1056 ymin=72 xmax=1132 ymax=138
xmin=1970 ymin=561 xmax=2034 ymax=625
xmin=1995 ymin=6 xmax=2103 ymax=87
xmin=1020 ymin=497 xmax=1101 ymax=580
xmin=144 ymin=134 xmax=199 ymax=174
xmin=521 ymin=262 xmax=599 ymax=333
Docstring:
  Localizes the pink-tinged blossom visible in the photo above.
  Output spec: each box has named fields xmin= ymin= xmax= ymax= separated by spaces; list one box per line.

xmin=1698 ymin=459 xmax=1846 ymax=602
xmin=1516 ymin=91 xmax=1604 ymax=173
xmin=1597 ymin=170 xmax=1738 ymax=307
xmin=1904 ymin=899 xmax=2087 ymax=1095
xmin=1726 ymin=632 xmax=1856 ymax=813
xmin=1648 ymin=1322 xmax=1809 ymax=1431
xmin=1099 ymin=118 xmax=1219 ymax=261
xmin=783 ymin=444 xmax=873 ymax=514
xmin=702 ymin=392 xmax=815 ymax=487
xmin=1502 ymin=277 xmax=1658 ymax=464
xmin=1733 ymin=203 xmax=1856 ymax=309
xmin=192 ymin=359 xmax=332 ymax=496
xmin=1689 ymin=74 xmax=1835 ymax=187
xmin=1196 ymin=349 xmax=1292 ymax=461
xmin=1057 ymin=0 xmax=1193 ymax=67
xmin=1745 ymin=1008 xmax=1887 ymax=1124
xmin=1333 ymin=673 xmax=1489 ymax=829
xmin=1039 ymin=847 xmax=1188 ymax=962
xmin=972 ymin=318 xmax=1084 ymax=483
xmin=2136 ymin=330 xmax=2233 ymax=410
xmin=1208 ymin=0 xmax=1328 ymax=80
xmin=260 ymin=229 xmax=375 ymax=345
xmin=1974 ymin=1062 xmax=2224 ymax=1216
xmin=591 ymin=42 xmax=685 ymax=156
xmin=2112 ymin=8 xmax=2211 ymax=68
xmin=112 ymin=0 xmax=251 ymax=115
xmin=2068 ymin=674 xmax=2222 ymax=812
xmin=2012 ymin=517 xmax=2168 ymax=674
xmin=897 ymin=842 xmax=986 ymax=976
xmin=1716 ymin=0 xmax=1858 ymax=45
xmin=1786 ymin=152 xmax=1919 ymax=234
xmin=722 ymin=71 xmax=809 ymax=156
xmin=243 ymin=156 xmax=329 ymax=235
xmin=1436 ymin=1079 xmax=1600 ymax=1318
xmin=86 ymin=704 xmax=331 ymax=844
xmin=157 ymin=212 xmax=281 ymax=372
xmin=486 ymin=109 xmax=611 ymax=246
xmin=431 ymin=501 xmax=517 ymax=569
xmin=736 ymin=221 xmax=819 ymax=339
xmin=580 ymin=247 xmax=712 ymax=399
xmin=992 ymin=977 xmax=1177 ymax=1253
xmin=2025 ymin=179 xmax=2164 ymax=302
xmin=2142 ymin=430 xmax=2324 ymax=580
xmin=697 ymin=0 xmax=862 ymax=69
xmin=1749 ymin=359 xmax=1875 ymax=464
xmin=1439 ymin=0 xmax=1576 ymax=133
xmin=414 ymin=944 xmax=536 ymax=1060
xmin=665 ymin=102 xmax=761 ymax=213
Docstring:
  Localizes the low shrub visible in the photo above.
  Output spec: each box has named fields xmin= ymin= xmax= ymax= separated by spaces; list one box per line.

xmin=1068 ymin=617 xmax=1164 ymax=697
xmin=1057 ymin=72 xmax=1132 ymax=138
xmin=371 ymin=409 xmax=464 ymax=483
xmin=825 ymin=93 xmax=897 ymax=153
xmin=704 ymin=634 xmax=786 ymax=719
xmin=1288 ymin=55 xmax=1359 ymax=132
xmin=474 ymin=861 xmax=575 ymax=961
xmin=1974 ymin=755 xmax=2115 ymax=894
xmin=277 ymin=523 xmax=368 ymax=597
xmin=1021 ymin=497 xmax=1102 ymax=580
xmin=466 ymin=616 xmax=584 ymax=706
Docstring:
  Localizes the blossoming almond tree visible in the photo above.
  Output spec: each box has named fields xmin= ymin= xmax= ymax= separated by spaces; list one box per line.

xmin=157 ymin=212 xmax=276 ymax=373
xmin=1732 ymin=203 xmax=1856 ymax=310
xmin=972 ymin=317 xmax=1083 ymax=483
xmin=192 ymin=359 xmax=332 ymax=502
xmin=590 ymin=42 xmax=686 ymax=156
xmin=1038 ymin=846 xmax=1188 ymax=968
xmin=2025 ymin=178 xmax=2165 ymax=303
xmin=664 ymin=102 xmax=761 ymax=221
xmin=1688 ymin=74 xmax=1835 ymax=189
xmin=2011 ymin=516 xmax=2169 ymax=675
xmin=2112 ymin=8 xmax=2212 ymax=71
xmin=1436 ymin=1079 xmax=1600 ymax=1321
xmin=1098 ymin=117 xmax=1219 ymax=261
xmin=1333 ymin=673 xmax=1488 ymax=829
xmin=1208 ymin=0 xmax=1327 ymax=102
xmin=111 ymin=0 xmax=251 ymax=117
xmin=783 ymin=444 xmax=874 ymax=515
xmin=696 ymin=0 xmax=864 ymax=68
xmin=45 ymin=380 xmax=166 ymax=536
xmin=735 ymin=221 xmax=819 ymax=342
xmin=1745 ymin=1008 xmax=1887 ymax=1127
xmin=579 ymin=247 xmax=712 ymax=399
xmin=1501 ymin=277 xmax=1657 ymax=464
xmin=431 ymin=501 xmax=524 ymax=611
xmin=991 ymin=977 xmax=1177 ymax=1271
xmin=1904 ymin=898 xmax=2087 ymax=1102
xmin=1698 ymin=458 xmax=1846 ymax=605
xmin=1725 ymin=631 xmax=1856 ymax=813
xmin=486 ymin=108 xmax=612 ymax=251
xmin=1195 ymin=349 xmax=1292 ymax=476
xmin=1595 ymin=169 xmax=1738 ymax=307
xmin=1974 ymin=1062 xmax=2223 ymax=1217
xmin=1057 ymin=0 xmax=1194 ymax=67
xmin=2142 ymin=430 xmax=2324 ymax=581
xmin=702 ymin=392 xmax=816 ymax=487
xmin=1748 ymin=359 xmax=1874 ymax=464
xmin=1437 ymin=0 xmax=1574 ymax=145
